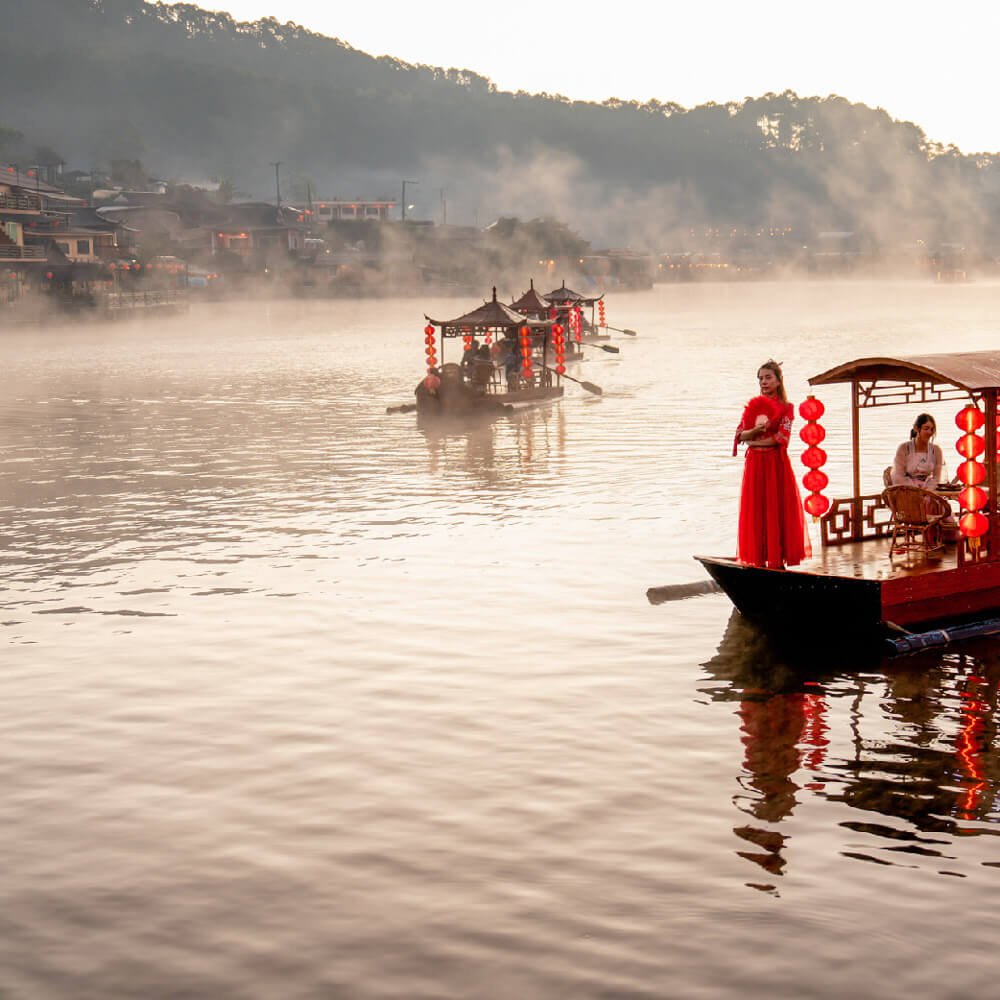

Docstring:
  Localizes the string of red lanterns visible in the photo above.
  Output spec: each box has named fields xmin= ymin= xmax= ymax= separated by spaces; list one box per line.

xmin=955 ymin=404 xmax=988 ymax=540
xmin=798 ymin=395 xmax=829 ymax=517
xmin=552 ymin=323 xmax=566 ymax=375
xmin=519 ymin=324 xmax=533 ymax=380
xmin=423 ymin=323 xmax=437 ymax=373
xmin=598 ymin=299 xmax=606 ymax=328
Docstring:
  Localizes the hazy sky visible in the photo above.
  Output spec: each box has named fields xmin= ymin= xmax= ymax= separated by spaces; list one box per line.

xmin=215 ymin=1 xmax=1000 ymax=154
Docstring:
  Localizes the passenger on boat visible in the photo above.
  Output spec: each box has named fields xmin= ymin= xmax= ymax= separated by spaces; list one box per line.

xmin=892 ymin=413 xmax=945 ymax=489
xmin=733 ymin=359 xmax=812 ymax=569
xmin=461 ymin=339 xmax=481 ymax=377
xmin=892 ymin=413 xmax=958 ymax=542
xmin=437 ymin=362 xmax=509 ymax=416
xmin=469 ymin=344 xmax=495 ymax=395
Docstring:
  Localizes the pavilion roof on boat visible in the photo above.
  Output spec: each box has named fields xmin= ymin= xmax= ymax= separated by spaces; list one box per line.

xmin=543 ymin=280 xmax=603 ymax=305
xmin=425 ymin=287 xmax=552 ymax=337
xmin=810 ymin=350 xmax=1000 ymax=402
xmin=510 ymin=279 xmax=551 ymax=315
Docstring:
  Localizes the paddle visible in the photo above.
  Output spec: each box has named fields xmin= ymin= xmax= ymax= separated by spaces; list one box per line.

xmin=601 ymin=324 xmax=637 ymax=337
xmin=386 ymin=403 xmax=417 ymax=414
xmin=646 ymin=580 xmax=722 ymax=604
xmin=584 ymin=342 xmax=620 ymax=354
xmin=546 ymin=366 xmax=602 ymax=395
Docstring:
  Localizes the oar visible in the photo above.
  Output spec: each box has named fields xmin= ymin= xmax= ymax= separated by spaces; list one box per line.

xmin=601 ymin=324 xmax=637 ymax=337
xmin=546 ymin=367 xmax=602 ymax=395
xmin=584 ymin=342 xmax=620 ymax=354
xmin=646 ymin=580 xmax=722 ymax=604
xmin=386 ymin=403 xmax=417 ymax=414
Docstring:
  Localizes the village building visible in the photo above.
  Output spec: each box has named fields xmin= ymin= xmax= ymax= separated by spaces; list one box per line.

xmin=312 ymin=199 xmax=395 ymax=222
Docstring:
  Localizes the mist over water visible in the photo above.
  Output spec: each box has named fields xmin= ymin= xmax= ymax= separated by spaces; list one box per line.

xmin=3 ymin=282 xmax=1000 ymax=998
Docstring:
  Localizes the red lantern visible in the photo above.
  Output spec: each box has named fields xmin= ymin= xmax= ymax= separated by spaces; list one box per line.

xmin=803 ymin=469 xmax=829 ymax=492
xmin=801 ymin=446 xmax=827 ymax=469
xmin=957 ymin=459 xmax=986 ymax=486
xmin=799 ymin=423 xmax=826 ymax=446
xmin=960 ymin=511 xmax=989 ymax=538
xmin=424 ymin=324 xmax=434 ymax=337
xmin=957 ymin=434 xmax=985 ymax=459
xmin=556 ymin=364 xmax=566 ymax=374
xmin=804 ymin=494 xmax=830 ymax=517
xmin=799 ymin=396 xmax=825 ymax=422
xmin=955 ymin=404 xmax=985 ymax=432
xmin=959 ymin=486 xmax=988 ymax=511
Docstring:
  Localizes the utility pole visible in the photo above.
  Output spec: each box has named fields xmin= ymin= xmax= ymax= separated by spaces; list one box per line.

xmin=270 ymin=161 xmax=283 ymax=210
xmin=440 ymin=188 xmax=447 ymax=226
xmin=401 ymin=179 xmax=418 ymax=221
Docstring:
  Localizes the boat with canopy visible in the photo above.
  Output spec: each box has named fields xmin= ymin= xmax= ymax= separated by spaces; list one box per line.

xmin=542 ymin=280 xmax=614 ymax=344
xmin=693 ymin=350 xmax=1000 ymax=643
xmin=419 ymin=287 xmax=565 ymax=415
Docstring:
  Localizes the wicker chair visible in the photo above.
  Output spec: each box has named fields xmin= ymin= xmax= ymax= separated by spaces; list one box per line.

xmin=883 ymin=484 xmax=951 ymax=555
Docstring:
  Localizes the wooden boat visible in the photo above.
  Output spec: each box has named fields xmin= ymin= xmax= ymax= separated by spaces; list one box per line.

xmin=695 ymin=350 xmax=1000 ymax=642
xmin=510 ymin=279 xmax=588 ymax=360
xmin=418 ymin=288 xmax=564 ymax=417
xmin=542 ymin=280 xmax=613 ymax=344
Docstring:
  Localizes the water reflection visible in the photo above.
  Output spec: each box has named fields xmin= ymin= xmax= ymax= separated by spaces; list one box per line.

xmin=701 ymin=611 xmax=1000 ymax=888
xmin=417 ymin=403 xmax=568 ymax=480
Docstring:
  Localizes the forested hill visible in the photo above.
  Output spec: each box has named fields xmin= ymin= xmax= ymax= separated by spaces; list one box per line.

xmin=4 ymin=0 xmax=1000 ymax=245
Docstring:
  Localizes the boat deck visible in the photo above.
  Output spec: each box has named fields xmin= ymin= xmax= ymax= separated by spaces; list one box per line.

xmin=803 ymin=536 xmax=961 ymax=582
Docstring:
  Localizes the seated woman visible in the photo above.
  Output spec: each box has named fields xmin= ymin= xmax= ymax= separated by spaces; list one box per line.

xmin=892 ymin=413 xmax=945 ymax=489
xmin=892 ymin=412 xmax=958 ymax=542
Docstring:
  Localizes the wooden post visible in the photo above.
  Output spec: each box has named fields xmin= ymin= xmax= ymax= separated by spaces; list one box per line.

xmin=852 ymin=380 xmax=862 ymax=541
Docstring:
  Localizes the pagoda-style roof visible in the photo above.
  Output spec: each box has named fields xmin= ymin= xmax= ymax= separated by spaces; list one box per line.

xmin=426 ymin=287 xmax=552 ymax=332
xmin=543 ymin=280 xmax=603 ymax=304
xmin=810 ymin=351 xmax=1000 ymax=394
xmin=510 ymin=278 xmax=551 ymax=315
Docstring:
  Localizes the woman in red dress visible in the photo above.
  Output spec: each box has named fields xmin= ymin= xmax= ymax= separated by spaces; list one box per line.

xmin=733 ymin=360 xmax=812 ymax=568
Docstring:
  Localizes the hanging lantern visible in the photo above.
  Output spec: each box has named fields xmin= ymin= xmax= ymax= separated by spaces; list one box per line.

xmin=957 ymin=459 xmax=986 ymax=486
xmin=960 ymin=511 xmax=989 ymax=538
xmin=955 ymin=404 xmax=985 ymax=433
xmin=803 ymin=469 xmax=829 ymax=493
xmin=799 ymin=396 xmax=825 ymax=422
xmin=423 ymin=324 xmax=437 ymax=373
xmin=598 ymin=300 xmax=606 ymax=326
xmin=956 ymin=406 xmax=988 ymax=542
xmin=798 ymin=395 xmax=829 ymax=519
xmin=800 ymin=422 xmax=826 ymax=446
xmin=804 ymin=494 xmax=830 ymax=517
xmin=959 ymin=486 xmax=988 ymax=511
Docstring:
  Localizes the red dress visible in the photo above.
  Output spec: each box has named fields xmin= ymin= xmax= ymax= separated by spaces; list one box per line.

xmin=733 ymin=397 xmax=812 ymax=568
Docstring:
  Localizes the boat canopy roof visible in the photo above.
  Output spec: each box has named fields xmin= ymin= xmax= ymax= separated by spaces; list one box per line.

xmin=426 ymin=287 xmax=551 ymax=331
xmin=543 ymin=280 xmax=602 ymax=304
xmin=510 ymin=279 xmax=551 ymax=314
xmin=810 ymin=350 xmax=1000 ymax=394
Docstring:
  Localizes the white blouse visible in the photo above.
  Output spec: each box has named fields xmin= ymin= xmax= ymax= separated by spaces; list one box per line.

xmin=892 ymin=440 xmax=944 ymax=490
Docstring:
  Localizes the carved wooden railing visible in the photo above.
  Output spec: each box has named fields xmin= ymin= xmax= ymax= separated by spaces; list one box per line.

xmin=820 ymin=493 xmax=893 ymax=546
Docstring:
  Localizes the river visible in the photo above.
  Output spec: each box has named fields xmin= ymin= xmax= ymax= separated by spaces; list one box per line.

xmin=2 ymin=281 xmax=998 ymax=998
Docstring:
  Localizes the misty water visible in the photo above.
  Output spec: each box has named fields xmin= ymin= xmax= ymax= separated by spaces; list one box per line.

xmin=3 ymin=281 xmax=999 ymax=998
